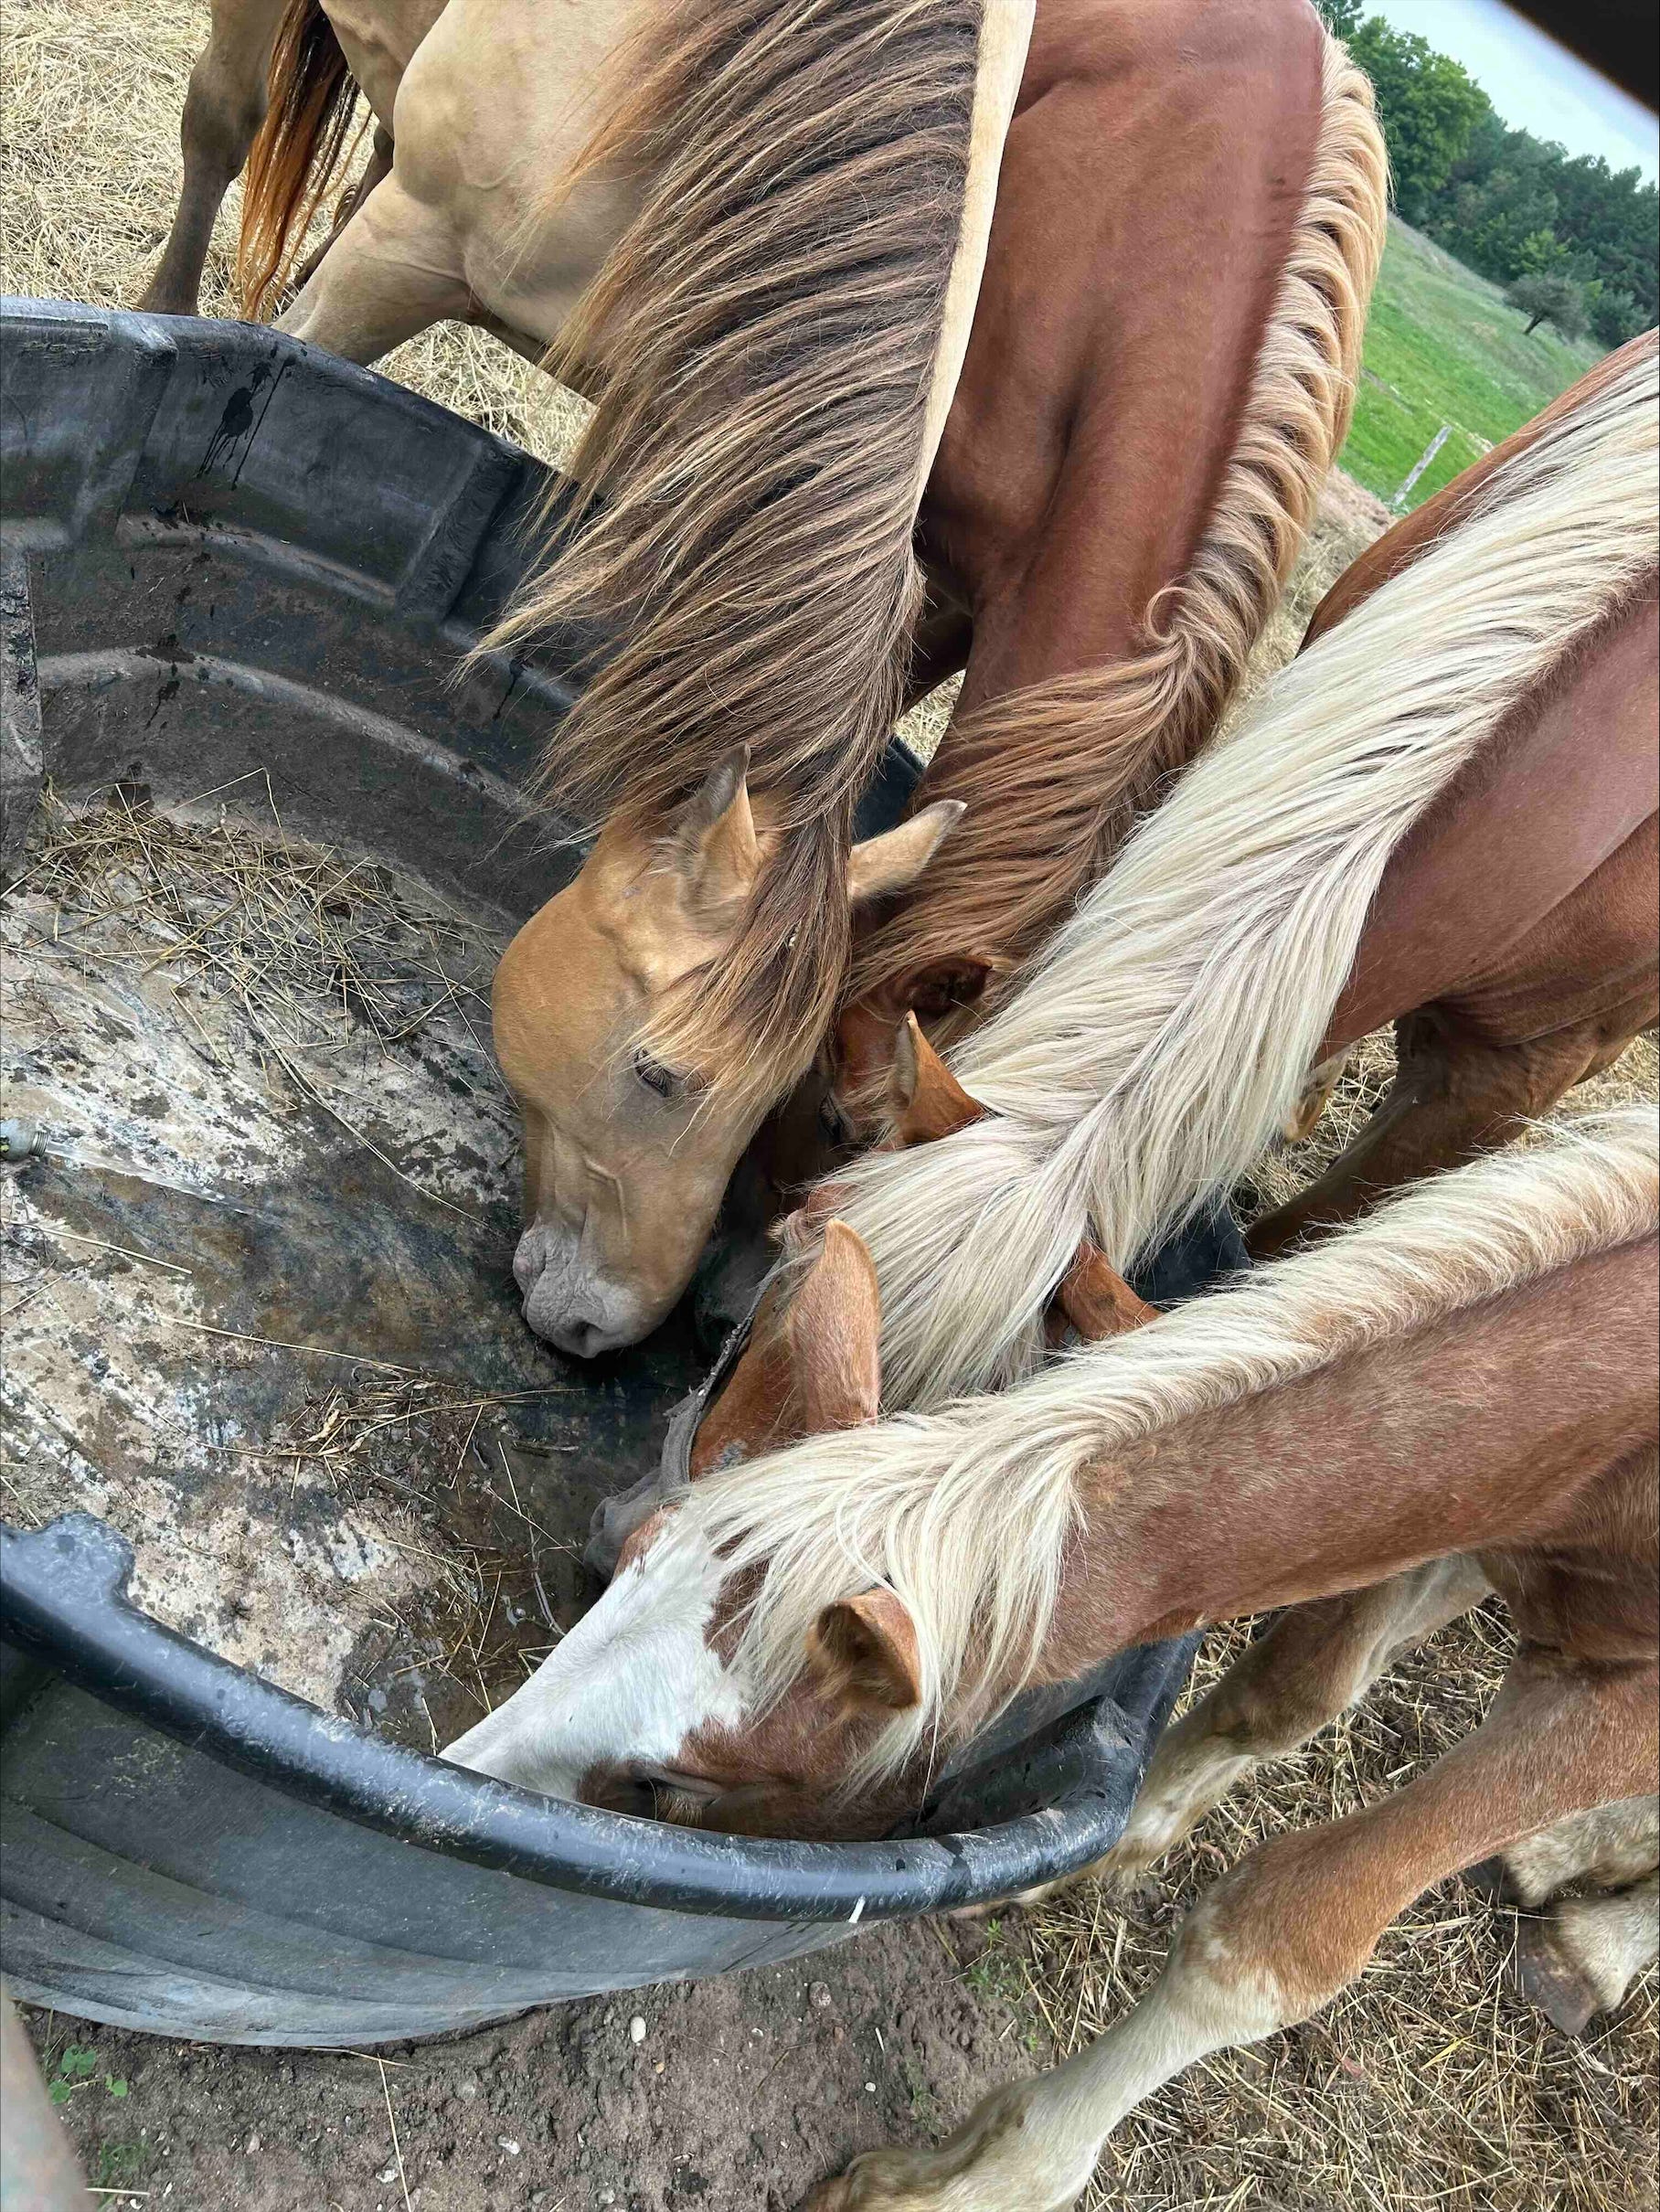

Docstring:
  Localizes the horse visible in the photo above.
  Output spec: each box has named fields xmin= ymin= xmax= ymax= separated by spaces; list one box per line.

xmin=790 ymin=332 xmax=1657 ymax=1415
xmin=444 ymin=1108 xmax=1659 ymax=2207
xmin=1247 ymin=337 xmax=1660 ymax=1253
xmin=140 ymin=0 xmax=1386 ymax=1354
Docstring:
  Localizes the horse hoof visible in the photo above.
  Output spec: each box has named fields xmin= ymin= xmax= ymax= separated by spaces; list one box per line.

xmin=1463 ymin=1855 xmax=1514 ymax=1904
xmin=1515 ymin=1916 xmax=1601 ymax=2037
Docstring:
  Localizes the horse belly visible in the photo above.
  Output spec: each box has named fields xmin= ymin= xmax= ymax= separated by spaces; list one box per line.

xmin=1326 ymin=590 xmax=1660 ymax=1054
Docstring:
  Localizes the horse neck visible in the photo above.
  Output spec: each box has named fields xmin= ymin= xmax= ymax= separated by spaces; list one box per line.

xmin=857 ymin=8 xmax=1384 ymax=1011
xmin=1032 ymin=1237 xmax=1659 ymax=1685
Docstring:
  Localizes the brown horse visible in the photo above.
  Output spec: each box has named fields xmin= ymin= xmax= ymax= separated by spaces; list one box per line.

xmin=789 ymin=335 xmax=1657 ymax=1415
xmin=444 ymin=1109 xmax=1658 ymax=2207
xmin=142 ymin=0 xmax=1385 ymax=1353
xmin=1247 ymin=338 xmax=1659 ymax=1253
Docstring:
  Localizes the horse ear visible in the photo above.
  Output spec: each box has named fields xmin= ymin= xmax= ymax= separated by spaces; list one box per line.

xmin=807 ymin=1588 xmax=921 ymax=1712
xmin=784 ymin=1219 xmax=881 ymax=1432
xmin=670 ymin=747 xmax=761 ymax=917
xmin=862 ymin=953 xmax=995 ymax=1026
xmin=847 ymin=801 xmax=965 ymax=904
xmin=887 ymin=1014 xmax=984 ymax=1146
xmin=1053 ymin=1242 xmax=1159 ymax=1342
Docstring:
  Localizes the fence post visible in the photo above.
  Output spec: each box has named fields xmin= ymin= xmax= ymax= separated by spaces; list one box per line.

xmin=1392 ymin=422 xmax=1452 ymax=510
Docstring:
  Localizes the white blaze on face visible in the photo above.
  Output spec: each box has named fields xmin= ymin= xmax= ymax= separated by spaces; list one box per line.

xmin=440 ymin=1523 xmax=745 ymax=1800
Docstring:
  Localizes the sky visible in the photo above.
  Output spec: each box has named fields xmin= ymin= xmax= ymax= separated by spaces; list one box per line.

xmin=1365 ymin=1 xmax=1659 ymax=183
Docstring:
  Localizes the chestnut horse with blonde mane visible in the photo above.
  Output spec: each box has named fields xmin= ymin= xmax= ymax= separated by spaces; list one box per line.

xmin=140 ymin=0 xmax=1386 ymax=1354
xmin=446 ymin=1108 xmax=1659 ymax=2207
xmin=797 ymin=334 xmax=1657 ymax=1414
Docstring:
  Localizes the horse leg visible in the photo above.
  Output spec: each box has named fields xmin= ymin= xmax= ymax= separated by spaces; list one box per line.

xmin=1249 ymin=1002 xmax=1648 ymax=1260
xmin=273 ymin=171 xmax=469 ymax=364
xmin=805 ymin=1646 xmax=1658 ymax=2212
xmin=1471 ymin=1792 xmax=1660 ymax=2032
xmin=1009 ymin=1558 xmax=1488 ymax=1910
xmin=289 ymin=124 xmax=394 ymax=293
xmin=138 ymin=0 xmax=286 ymax=314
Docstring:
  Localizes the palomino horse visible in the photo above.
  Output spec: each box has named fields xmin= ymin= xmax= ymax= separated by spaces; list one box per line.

xmin=445 ymin=1110 xmax=1659 ymax=2207
xmin=141 ymin=0 xmax=1386 ymax=1353
xmin=793 ymin=332 xmax=1658 ymax=1413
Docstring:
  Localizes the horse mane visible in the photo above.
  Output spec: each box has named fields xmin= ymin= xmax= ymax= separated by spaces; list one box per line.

xmin=811 ymin=329 xmax=1660 ymax=1409
xmin=684 ymin=1106 xmax=1658 ymax=1791
xmin=847 ymin=31 xmax=1389 ymax=1019
xmin=484 ymin=0 xmax=984 ymax=1098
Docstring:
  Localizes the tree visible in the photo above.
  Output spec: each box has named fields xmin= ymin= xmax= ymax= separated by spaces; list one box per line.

xmin=1506 ymin=271 xmax=1588 ymax=339
xmin=1344 ymin=16 xmax=1492 ymax=226
xmin=1311 ymin=9 xmax=1657 ymax=347
xmin=1590 ymin=284 xmax=1644 ymax=349
xmin=1314 ymin=0 xmax=1365 ymax=36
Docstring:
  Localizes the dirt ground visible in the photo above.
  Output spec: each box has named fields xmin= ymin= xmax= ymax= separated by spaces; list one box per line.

xmin=22 ymin=1915 xmax=1039 ymax=2212
xmin=4 ymin=6 xmax=1657 ymax=2212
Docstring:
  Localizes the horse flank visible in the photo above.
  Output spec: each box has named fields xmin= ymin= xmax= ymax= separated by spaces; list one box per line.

xmin=847 ymin=32 xmax=1389 ymax=1017
xmin=687 ymin=1107 xmax=1658 ymax=1792
xmin=814 ymin=331 xmax=1660 ymax=1409
xmin=482 ymin=0 xmax=984 ymax=1096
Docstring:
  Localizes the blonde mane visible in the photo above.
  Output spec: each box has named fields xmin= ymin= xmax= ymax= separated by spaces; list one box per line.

xmin=482 ymin=0 xmax=984 ymax=1095
xmin=686 ymin=1107 xmax=1658 ymax=1789
xmin=847 ymin=32 xmax=1389 ymax=1018
xmin=814 ymin=332 xmax=1660 ymax=1409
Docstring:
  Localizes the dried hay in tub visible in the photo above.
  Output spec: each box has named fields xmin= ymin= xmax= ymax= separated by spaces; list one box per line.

xmin=0 ymin=781 xmax=682 ymax=1750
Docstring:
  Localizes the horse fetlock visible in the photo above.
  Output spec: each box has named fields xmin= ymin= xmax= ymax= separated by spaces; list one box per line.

xmin=1501 ymin=1794 xmax=1660 ymax=1907
xmin=1098 ymin=1740 xmax=1255 ymax=1889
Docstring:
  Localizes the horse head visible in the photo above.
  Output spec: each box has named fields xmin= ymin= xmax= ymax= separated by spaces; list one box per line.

xmin=490 ymin=750 xmax=963 ymax=1355
xmin=444 ymin=1037 xmax=1154 ymax=1836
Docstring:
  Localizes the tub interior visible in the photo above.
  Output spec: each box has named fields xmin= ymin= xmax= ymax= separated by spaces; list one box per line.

xmin=1 ymin=778 xmax=700 ymax=1752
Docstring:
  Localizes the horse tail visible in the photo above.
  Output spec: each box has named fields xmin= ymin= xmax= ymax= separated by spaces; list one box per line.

xmin=237 ymin=0 xmax=358 ymax=319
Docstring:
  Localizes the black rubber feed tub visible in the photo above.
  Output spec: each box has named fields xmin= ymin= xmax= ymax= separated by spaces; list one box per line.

xmin=0 ymin=299 xmax=1223 ymax=2047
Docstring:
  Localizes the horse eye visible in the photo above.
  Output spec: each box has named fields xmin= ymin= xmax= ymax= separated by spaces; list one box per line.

xmin=633 ymin=1048 xmax=681 ymax=1101
xmin=817 ymin=1094 xmax=852 ymax=1147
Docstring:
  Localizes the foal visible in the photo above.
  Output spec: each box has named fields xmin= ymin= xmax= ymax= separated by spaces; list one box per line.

xmin=446 ymin=1109 xmax=1658 ymax=2208
xmin=796 ymin=330 xmax=1657 ymax=1414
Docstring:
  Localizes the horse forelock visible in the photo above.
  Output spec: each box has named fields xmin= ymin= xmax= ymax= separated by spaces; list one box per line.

xmin=686 ymin=1108 xmax=1659 ymax=1796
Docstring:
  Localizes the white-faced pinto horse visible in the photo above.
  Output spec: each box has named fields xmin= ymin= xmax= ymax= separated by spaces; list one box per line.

xmin=141 ymin=0 xmax=1387 ymax=1353
xmin=446 ymin=1110 xmax=1659 ymax=2208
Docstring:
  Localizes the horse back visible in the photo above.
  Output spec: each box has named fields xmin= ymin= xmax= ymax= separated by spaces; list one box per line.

xmin=1327 ymin=582 xmax=1659 ymax=1053
xmin=1306 ymin=331 xmax=1660 ymax=646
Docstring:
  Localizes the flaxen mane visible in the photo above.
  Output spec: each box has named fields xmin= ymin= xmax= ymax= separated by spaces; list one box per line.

xmin=847 ymin=34 xmax=1389 ymax=1019
xmin=687 ymin=1108 xmax=1657 ymax=1790
xmin=486 ymin=0 xmax=984 ymax=1095
xmin=811 ymin=332 xmax=1659 ymax=1409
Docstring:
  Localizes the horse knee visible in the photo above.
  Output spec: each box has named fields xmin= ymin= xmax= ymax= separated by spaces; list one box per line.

xmin=1179 ymin=1829 xmax=1390 ymax=2026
